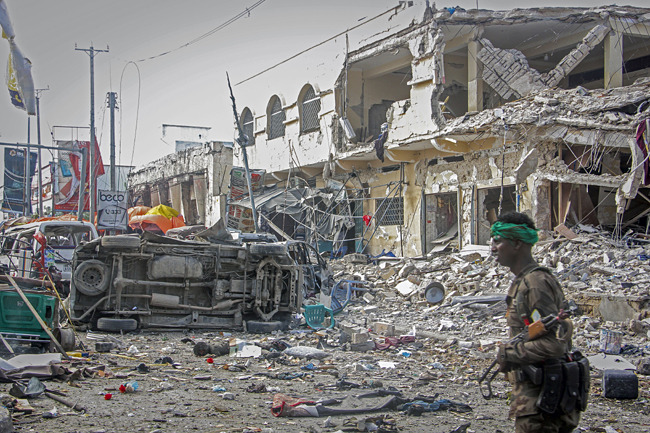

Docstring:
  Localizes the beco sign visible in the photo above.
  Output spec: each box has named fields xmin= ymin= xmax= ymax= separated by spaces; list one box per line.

xmin=97 ymin=189 xmax=128 ymax=231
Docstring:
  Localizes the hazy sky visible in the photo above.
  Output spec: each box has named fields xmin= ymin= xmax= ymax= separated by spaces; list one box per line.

xmin=0 ymin=0 xmax=648 ymax=169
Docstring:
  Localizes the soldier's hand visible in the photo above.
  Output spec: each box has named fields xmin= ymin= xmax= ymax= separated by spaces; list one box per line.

xmin=496 ymin=343 xmax=514 ymax=373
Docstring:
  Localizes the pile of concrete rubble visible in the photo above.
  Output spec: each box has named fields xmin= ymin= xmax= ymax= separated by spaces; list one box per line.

xmin=327 ymin=226 xmax=650 ymax=373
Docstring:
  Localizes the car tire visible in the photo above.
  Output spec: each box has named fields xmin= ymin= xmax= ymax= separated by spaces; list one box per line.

xmin=53 ymin=328 xmax=76 ymax=351
xmin=101 ymin=235 xmax=140 ymax=249
xmin=96 ymin=318 xmax=138 ymax=332
xmin=245 ymin=320 xmax=288 ymax=334
xmin=73 ymin=259 xmax=110 ymax=296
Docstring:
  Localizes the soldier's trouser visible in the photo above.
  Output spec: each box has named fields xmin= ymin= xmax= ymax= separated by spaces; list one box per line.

xmin=510 ymin=377 xmax=580 ymax=433
xmin=515 ymin=412 xmax=578 ymax=433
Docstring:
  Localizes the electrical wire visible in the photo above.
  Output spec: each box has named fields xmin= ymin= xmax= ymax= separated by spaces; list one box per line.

xmin=134 ymin=0 xmax=268 ymax=63
xmin=235 ymin=3 xmax=406 ymax=86
xmin=118 ymin=61 xmax=141 ymax=168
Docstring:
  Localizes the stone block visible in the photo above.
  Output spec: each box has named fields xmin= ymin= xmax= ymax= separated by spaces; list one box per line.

xmin=350 ymin=341 xmax=375 ymax=352
xmin=352 ymin=332 xmax=369 ymax=344
xmin=637 ymin=358 xmax=650 ymax=376
xmin=0 ymin=407 xmax=11 ymax=433
xmin=363 ymin=305 xmax=379 ymax=314
xmin=373 ymin=322 xmax=395 ymax=337
xmin=380 ymin=268 xmax=396 ymax=280
xmin=599 ymin=297 xmax=638 ymax=322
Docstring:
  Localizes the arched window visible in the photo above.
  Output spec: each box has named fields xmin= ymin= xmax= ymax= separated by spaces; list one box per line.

xmin=267 ymin=96 xmax=285 ymax=140
xmin=241 ymin=108 xmax=254 ymax=145
xmin=300 ymin=85 xmax=321 ymax=133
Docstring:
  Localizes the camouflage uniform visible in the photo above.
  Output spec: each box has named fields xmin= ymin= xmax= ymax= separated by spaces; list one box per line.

xmin=502 ymin=263 xmax=580 ymax=433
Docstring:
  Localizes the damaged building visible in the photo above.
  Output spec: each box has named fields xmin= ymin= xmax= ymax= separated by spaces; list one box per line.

xmin=128 ymin=140 xmax=233 ymax=227
xmin=228 ymin=4 xmax=650 ymax=257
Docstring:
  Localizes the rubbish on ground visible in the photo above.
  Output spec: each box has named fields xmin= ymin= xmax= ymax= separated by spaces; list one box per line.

xmin=9 ymin=377 xmax=45 ymax=398
xmin=283 ymin=346 xmax=329 ymax=359
xmin=119 ymin=381 xmax=138 ymax=393
xmin=600 ymin=329 xmax=623 ymax=354
xmin=400 ymin=399 xmax=472 ymax=414
xmin=235 ymin=344 xmax=262 ymax=358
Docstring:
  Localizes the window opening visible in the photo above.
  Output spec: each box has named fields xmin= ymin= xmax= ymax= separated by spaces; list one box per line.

xmin=268 ymin=97 xmax=286 ymax=140
xmin=242 ymin=109 xmax=254 ymax=145
xmin=375 ymin=197 xmax=404 ymax=226
xmin=301 ymin=87 xmax=321 ymax=133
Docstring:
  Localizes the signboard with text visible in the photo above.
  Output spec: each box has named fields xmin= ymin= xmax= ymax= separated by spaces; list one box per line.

xmin=97 ymin=189 xmax=128 ymax=231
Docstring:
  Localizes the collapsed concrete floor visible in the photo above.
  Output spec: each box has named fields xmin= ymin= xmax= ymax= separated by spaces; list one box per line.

xmin=0 ymin=230 xmax=649 ymax=433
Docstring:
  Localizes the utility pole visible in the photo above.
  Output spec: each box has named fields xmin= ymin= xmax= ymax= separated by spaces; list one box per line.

xmin=107 ymin=92 xmax=118 ymax=191
xmin=76 ymin=43 xmax=108 ymax=221
xmin=35 ymin=86 xmax=50 ymax=217
xmin=25 ymin=118 xmax=31 ymax=216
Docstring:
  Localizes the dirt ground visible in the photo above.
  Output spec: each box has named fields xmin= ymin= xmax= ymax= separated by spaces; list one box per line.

xmin=2 ymin=326 xmax=649 ymax=433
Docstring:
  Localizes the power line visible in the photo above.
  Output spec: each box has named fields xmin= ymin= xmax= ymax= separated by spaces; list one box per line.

xmin=134 ymin=0 xmax=268 ymax=63
xmin=235 ymin=3 xmax=407 ymax=86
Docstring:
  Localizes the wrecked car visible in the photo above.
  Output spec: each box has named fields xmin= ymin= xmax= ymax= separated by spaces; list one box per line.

xmin=69 ymin=229 xmax=332 ymax=332
xmin=0 ymin=220 xmax=98 ymax=294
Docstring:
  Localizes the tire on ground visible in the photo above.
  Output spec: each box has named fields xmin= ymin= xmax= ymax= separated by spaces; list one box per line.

xmin=100 ymin=235 xmax=140 ymax=249
xmin=53 ymin=327 xmax=76 ymax=351
xmin=96 ymin=318 xmax=138 ymax=332
xmin=245 ymin=320 xmax=289 ymax=334
xmin=73 ymin=259 xmax=110 ymax=296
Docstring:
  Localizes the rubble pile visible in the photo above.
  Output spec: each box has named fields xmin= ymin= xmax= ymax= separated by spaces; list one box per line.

xmin=327 ymin=227 xmax=649 ymax=381
xmin=436 ymin=77 xmax=650 ymax=138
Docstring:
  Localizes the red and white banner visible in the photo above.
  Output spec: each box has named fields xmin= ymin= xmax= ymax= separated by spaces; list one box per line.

xmin=54 ymin=140 xmax=105 ymax=212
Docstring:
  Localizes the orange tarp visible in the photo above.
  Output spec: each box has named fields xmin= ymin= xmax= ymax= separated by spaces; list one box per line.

xmin=128 ymin=206 xmax=151 ymax=220
xmin=128 ymin=214 xmax=185 ymax=234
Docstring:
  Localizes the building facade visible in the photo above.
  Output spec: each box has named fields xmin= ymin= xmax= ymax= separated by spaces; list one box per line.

xmin=128 ymin=141 xmax=233 ymax=227
xmin=231 ymin=4 xmax=650 ymax=256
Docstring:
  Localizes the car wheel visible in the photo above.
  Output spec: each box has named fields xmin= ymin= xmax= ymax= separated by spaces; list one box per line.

xmin=96 ymin=318 xmax=138 ymax=332
xmin=101 ymin=235 xmax=140 ymax=249
xmin=73 ymin=259 xmax=110 ymax=296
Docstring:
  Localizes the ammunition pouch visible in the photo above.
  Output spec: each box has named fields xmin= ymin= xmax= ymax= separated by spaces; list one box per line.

xmin=536 ymin=359 xmax=563 ymax=414
xmin=535 ymin=351 xmax=590 ymax=415
xmin=559 ymin=359 xmax=580 ymax=413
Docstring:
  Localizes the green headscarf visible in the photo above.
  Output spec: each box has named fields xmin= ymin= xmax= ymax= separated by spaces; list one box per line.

xmin=490 ymin=221 xmax=539 ymax=245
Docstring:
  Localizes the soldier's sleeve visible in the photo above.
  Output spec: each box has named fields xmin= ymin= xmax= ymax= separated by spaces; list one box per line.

xmin=503 ymin=272 xmax=565 ymax=364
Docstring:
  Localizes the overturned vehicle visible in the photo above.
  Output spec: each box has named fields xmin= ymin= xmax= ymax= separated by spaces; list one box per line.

xmin=70 ymin=227 xmax=332 ymax=332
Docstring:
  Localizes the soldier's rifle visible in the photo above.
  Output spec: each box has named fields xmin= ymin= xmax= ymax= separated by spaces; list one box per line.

xmin=478 ymin=310 xmax=569 ymax=399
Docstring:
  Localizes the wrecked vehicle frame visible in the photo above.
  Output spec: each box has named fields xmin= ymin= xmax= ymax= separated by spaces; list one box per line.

xmin=69 ymin=232 xmax=331 ymax=331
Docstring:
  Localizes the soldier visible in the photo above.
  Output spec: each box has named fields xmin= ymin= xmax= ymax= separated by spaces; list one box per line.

xmin=490 ymin=212 xmax=580 ymax=433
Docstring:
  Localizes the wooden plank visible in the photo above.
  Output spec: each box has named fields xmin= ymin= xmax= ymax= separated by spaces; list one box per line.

xmin=554 ymin=223 xmax=578 ymax=240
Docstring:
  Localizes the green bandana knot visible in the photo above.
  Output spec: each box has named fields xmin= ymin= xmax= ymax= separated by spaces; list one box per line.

xmin=490 ymin=221 xmax=539 ymax=245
